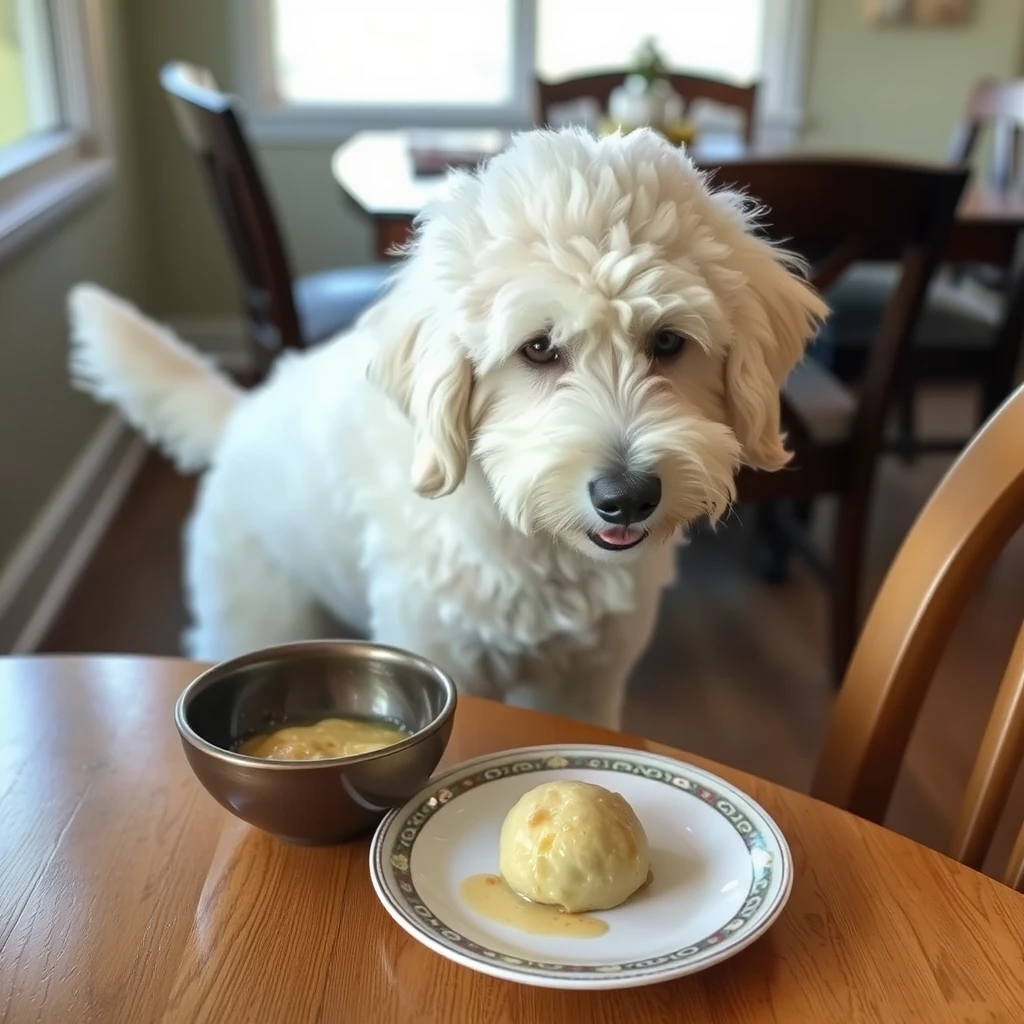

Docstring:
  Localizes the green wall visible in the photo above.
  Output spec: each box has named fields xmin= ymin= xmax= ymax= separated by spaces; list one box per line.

xmin=125 ymin=0 xmax=372 ymax=321
xmin=124 ymin=0 xmax=237 ymax=318
xmin=802 ymin=0 xmax=1024 ymax=159
xmin=0 ymin=0 xmax=31 ymax=148
xmin=0 ymin=0 xmax=149 ymax=570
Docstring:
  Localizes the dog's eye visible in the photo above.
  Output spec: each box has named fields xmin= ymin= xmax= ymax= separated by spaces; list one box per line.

xmin=652 ymin=330 xmax=687 ymax=359
xmin=522 ymin=333 xmax=559 ymax=365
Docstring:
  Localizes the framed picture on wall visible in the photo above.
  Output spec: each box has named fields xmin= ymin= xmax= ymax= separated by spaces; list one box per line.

xmin=865 ymin=0 xmax=973 ymax=24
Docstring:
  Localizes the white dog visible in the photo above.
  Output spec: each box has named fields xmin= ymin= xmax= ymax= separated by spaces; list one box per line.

xmin=68 ymin=128 xmax=825 ymax=727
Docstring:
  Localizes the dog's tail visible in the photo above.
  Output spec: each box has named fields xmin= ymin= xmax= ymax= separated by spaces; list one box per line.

xmin=68 ymin=284 xmax=244 ymax=472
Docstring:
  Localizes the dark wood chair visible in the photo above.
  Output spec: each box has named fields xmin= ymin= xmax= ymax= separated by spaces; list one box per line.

xmin=824 ymin=78 xmax=1024 ymax=454
xmin=711 ymin=158 xmax=969 ymax=686
xmin=948 ymin=78 xmax=1024 ymax=189
xmin=160 ymin=63 xmax=391 ymax=371
xmin=536 ymin=71 xmax=758 ymax=144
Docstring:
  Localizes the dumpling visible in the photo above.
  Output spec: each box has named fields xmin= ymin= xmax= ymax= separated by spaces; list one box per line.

xmin=499 ymin=780 xmax=650 ymax=913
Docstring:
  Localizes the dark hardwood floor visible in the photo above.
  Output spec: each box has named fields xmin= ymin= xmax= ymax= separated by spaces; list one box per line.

xmin=39 ymin=387 xmax=1024 ymax=879
xmin=42 ymin=454 xmax=197 ymax=655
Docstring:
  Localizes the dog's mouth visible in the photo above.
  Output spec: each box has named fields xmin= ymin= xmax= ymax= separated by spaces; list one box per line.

xmin=588 ymin=525 xmax=648 ymax=551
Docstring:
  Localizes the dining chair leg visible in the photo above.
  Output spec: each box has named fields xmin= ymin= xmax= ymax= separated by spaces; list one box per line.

xmin=245 ymin=327 xmax=276 ymax=383
xmin=829 ymin=489 xmax=869 ymax=688
xmin=981 ymin=357 xmax=1021 ymax=426
xmin=895 ymin=385 xmax=917 ymax=463
xmin=754 ymin=504 xmax=791 ymax=584
xmin=981 ymin=286 xmax=1024 ymax=426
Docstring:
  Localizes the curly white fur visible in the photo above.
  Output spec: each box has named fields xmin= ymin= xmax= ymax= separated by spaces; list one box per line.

xmin=68 ymin=128 xmax=826 ymax=727
xmin=68 ymin=284 xmax=242 ymax=472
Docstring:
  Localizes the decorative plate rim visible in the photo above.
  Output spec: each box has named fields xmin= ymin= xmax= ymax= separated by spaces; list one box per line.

xmin=369 ymin=744 xmax=792 ymax=990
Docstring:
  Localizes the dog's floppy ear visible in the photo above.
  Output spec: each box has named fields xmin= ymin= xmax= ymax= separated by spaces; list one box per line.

xmin=724 ymin=239 xmax=828 ymax=471
xmin=367 ymin=308 xmax=473 ymax=498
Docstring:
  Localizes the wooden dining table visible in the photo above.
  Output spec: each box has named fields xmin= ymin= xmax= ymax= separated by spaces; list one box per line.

xmin=3 ymin=656 xmax=1023 ymax=1023
xmin=332 ymin=129 xmax=1024 ymax=267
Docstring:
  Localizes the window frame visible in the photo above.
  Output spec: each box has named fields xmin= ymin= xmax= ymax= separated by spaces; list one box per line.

xmin=238 ymin=0 xmax=812 ymax=147
xmin=0 ymin=0 xmax=115 ymax=264
xmin=237 ymin=0 xmax=538 ymax=142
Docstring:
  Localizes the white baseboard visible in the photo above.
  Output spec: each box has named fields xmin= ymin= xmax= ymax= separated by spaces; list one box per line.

xmin=0 ymin=411 xmax=148 ymax=652
xmin=0 ymin=314 xmax=251 ymax=651
xmin=169 ymin=315 xmax=253 ymax=374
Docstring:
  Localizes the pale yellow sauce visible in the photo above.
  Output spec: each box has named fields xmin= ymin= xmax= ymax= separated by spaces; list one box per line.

xmin=238 ymin=716 xmax=408 ymax=760
xmin=459 ymin=874 xmax=609 ymax=938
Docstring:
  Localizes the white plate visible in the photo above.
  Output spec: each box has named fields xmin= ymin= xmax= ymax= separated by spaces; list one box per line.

xmin=369 ymin=744 xmax=792 ymax=990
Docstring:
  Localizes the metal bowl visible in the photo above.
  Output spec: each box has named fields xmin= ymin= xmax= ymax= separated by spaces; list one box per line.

xmin=174 ymin=640 xmax=457 ymax=844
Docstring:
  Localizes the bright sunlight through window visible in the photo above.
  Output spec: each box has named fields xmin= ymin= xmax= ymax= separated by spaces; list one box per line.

xmin=272 ymin=0 xmax=516 ymax=106
xmin=270 ymin=0 xmax=765 ymax=110
xmin=0 ymin=0 xmax=61 ymax=153
xmin=537 ymin=0 xmax=764 ymax=84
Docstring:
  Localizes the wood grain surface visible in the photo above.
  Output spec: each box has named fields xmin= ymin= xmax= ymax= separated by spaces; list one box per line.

xmin=1 ymin=657 xmax=1022 ymax=1023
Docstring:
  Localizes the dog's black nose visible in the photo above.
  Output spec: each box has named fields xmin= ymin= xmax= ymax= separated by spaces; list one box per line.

xmin=588 ymin=471 xmax=662 ymax=525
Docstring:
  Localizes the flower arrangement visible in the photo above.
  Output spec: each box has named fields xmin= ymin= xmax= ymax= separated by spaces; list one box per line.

xmin=633 ymin=37 xmax=670 ymax=87
xmin=605 ymin=37 xmax=691 ymax=143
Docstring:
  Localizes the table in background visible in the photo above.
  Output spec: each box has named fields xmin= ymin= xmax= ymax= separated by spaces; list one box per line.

xmin=331 ymin=130 xmax=754 ymax=259
xmin=331 ymin=130 xmax=1024 ymax=269
xmin=3 ymin=656 xmax=1023 ymax=1023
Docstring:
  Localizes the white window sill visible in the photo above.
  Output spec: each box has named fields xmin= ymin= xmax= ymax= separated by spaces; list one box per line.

xmin=246 ymin=105 xmax=806 ymax=153
xmin=0 ymin=154 xmax=114 ymax=265
xmin=246 ymin=104 xmax=535 ymax=147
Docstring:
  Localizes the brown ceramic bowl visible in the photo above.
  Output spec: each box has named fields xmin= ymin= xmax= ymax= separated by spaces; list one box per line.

xmin=174 ymin=640 xmax=457 ymax=844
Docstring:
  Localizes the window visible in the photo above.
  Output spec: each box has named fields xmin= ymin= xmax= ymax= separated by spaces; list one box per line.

xmin=0 ymin=0 xmax=113 ymax=263
xmin=242 ymin=0 xmax=810 ymax=145
xmin=273 ymin=0 xmax=517 ymax=108
xmin=0 ymin=0 xmax=61 ymax=153
xmin=536 ymin=0 xmax=764 ymax=87
xmin=244 ymin=0 xmax=536 ymax=134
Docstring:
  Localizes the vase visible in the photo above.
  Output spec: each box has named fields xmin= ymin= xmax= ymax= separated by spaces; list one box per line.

xmin=608 ymin=74 xmax=683 ymax=130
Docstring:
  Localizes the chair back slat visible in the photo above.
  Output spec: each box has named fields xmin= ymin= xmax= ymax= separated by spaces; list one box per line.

xmin=809 ymin=237 xmax=868 ymax=294
xmin=159 ymin=63 xmax=303 ymax=358
xmin=708 ymin=158 xmax=967 ymax=497
xmin=812 ymin=384 xmax=1024 ymax=885
xmin=948 ymin=619 xmax=1024 ymax=885
xmin=536 ymin=71 xmax=758 ymax=143
xmin=947 ymin=79 xmax=1024 ymax=190
xmin=1005 ymin=818 xmax=1024 ymax=890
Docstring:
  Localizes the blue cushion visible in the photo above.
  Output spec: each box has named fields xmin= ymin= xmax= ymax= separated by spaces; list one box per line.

xmin=294 ymin=264 xmax=394 ymax=345
xmin=825 ymin=263 xmax=1000 ymax=349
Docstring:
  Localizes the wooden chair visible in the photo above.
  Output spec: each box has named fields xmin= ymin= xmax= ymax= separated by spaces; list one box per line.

xmin=813 ymin=383 xmax=1024 ymax=891
xmin=948 ymin=78 xmax=1024 ymax=189
xmin=942 ymin=77 xmax=1024 ymax=418
xmin=825 ymin=78 xmax=1024 ymax=454
xmin=710 ymin=158 xmax=969 ymax=685
xmin=535 ymin=71 xmax=758 ymax=144
xmin=160 ymin=63 xmax=390 ymax=370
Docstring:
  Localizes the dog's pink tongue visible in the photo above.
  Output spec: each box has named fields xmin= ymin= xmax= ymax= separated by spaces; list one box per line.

xmin=597 ymin=525 xmax=643 ymax=547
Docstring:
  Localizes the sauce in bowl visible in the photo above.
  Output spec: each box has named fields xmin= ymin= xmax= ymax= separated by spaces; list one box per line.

xmin=238 ymin=716 xmax=408 ymax=760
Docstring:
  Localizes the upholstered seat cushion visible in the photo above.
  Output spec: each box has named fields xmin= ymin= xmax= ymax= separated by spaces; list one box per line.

xmin=783 ymin=357 xmax=857 ymax=444
xmin=825 ymin=263 xmax=1000 ymax=348
xmin=294 ymin=263 xmax=394 ymax=345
